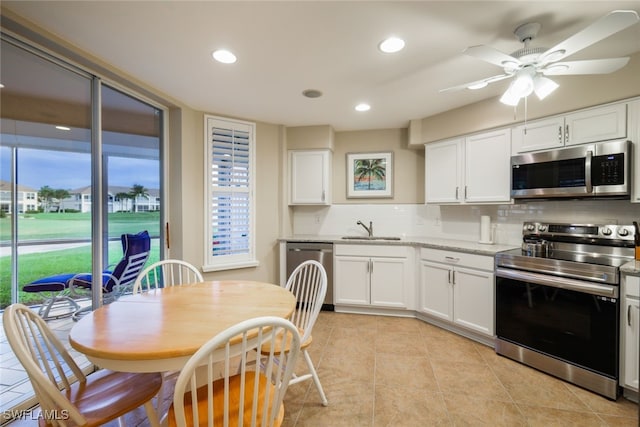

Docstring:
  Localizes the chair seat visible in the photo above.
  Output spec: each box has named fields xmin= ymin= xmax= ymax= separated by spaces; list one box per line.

xmin=168 ymin=371 xmax=284 ymax=427
xmin=23 ymin=274 xmax=75 ymax=292
xmin=37 ymin=369 xmax=162 ymax=427
xmin=260 ymin=328 xmax=312 ymax=354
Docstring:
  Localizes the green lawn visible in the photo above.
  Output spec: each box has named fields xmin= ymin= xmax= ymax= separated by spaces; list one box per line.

xmin=0 ymin=212 xmax=160 ymax=308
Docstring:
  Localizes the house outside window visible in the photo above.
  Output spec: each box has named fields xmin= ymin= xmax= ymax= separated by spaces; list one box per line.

xmin=203 ymin=115 xmax=257 ymax=271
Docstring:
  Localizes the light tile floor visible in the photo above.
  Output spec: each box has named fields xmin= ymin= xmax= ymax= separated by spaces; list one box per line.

xmin=4 ymin=311 xmax=640 ymax=426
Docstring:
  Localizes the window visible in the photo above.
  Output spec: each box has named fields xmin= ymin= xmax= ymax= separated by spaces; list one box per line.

xmin=203 ymin=115 xmax=256 ymax=271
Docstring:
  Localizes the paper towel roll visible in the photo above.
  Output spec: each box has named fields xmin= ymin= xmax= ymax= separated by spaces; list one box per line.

xmin=480 ymin=215 xmax=492 ymax=244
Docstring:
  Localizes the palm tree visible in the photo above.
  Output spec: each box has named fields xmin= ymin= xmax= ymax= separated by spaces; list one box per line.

xmin=115 ymin=192 xmax=132 ymax=212
xmin=354 ymin=158 xmax=386 ymax=190
xmin=129 ymin=184 xmax=149 ymax=213
xmin=38 ymin=186 xmax=54 ymax=212
xmin=52 ymin=189 xmax=70 ymax=212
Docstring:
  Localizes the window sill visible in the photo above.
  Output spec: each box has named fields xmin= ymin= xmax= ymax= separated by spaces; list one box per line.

xmin=202 ymin=260 xmax=259 ymax=272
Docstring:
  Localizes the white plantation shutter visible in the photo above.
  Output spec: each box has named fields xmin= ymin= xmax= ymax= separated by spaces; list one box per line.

xmin=204 ymin=116 xmax=256 ymax=270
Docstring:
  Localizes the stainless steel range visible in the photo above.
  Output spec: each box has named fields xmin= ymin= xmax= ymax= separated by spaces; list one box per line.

xmin=495 ymin=221 xmax=635 ymax=400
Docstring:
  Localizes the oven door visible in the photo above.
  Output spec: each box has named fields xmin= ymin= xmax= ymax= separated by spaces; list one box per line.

xmin=495 ymin=267 xmax=619 ymax=379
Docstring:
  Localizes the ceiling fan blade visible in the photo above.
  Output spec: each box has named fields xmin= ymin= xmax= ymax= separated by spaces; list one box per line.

xmin=542 ymin=57 xmax=630 ymax=75
xmin=439 ymin=74 xmax=512 ymax=92
xmin=464 ymin=45 xmax=521 ymax=68
xmin=539 ymin=10 xmax=639 ymax=64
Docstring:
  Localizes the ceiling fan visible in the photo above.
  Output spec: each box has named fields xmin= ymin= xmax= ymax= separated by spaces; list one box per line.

xmin=441 ymin=10 xmax=640 ymax=106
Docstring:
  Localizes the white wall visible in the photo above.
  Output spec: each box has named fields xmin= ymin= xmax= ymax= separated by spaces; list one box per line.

xmin=292 ymin=200 xmax=640 ymax=246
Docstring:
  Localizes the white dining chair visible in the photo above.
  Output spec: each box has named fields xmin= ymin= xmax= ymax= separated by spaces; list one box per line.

xmin=3 ymin=303 xmax=162 ymax=427
xmin=261 ymin=259 xmax=329 ymax=406
xmin=133 ymin=259 xmax=204 ymax=294
xmin=132 ymin=258 xmax=204 ymax=414
xmin=168 ymin=316 xmax=301 ymax=427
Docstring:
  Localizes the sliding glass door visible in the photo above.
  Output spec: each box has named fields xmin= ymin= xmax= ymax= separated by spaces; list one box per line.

xmin=0 ymin=34 xmax=164 ymax=414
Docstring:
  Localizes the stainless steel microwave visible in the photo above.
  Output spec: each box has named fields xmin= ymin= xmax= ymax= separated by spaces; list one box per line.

xmin=511 ymin=140 xmax=630 ymax=199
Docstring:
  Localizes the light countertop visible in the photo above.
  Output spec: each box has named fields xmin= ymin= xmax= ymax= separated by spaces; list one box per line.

xmin=279 ymin=235 xmax=518 ymax=257
xmin=621 ymin=260 xmax=640 ymax=276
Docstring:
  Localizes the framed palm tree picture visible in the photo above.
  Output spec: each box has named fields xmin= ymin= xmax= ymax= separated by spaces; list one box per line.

xmin=346 ymin=151 xmax=393 ymax=198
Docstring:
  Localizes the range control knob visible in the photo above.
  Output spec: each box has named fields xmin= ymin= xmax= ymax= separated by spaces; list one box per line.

xmin=618 ymin=228 xmax=630 ymax=237
xmin=525 ymin=223 xmax=536 ymax=231
xmin=601 ymin=227 xmax=613 ymax=236
xmin=538 ymin=225 xmax=547 ymax=232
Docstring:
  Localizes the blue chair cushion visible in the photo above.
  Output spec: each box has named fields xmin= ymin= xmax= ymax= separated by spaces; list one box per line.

xmin=23 ymin=274 xmax=75 ymax=293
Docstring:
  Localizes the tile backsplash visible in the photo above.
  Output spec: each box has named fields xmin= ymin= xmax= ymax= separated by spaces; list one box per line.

xmin=292 ymin=200 xmax=640 ymax=245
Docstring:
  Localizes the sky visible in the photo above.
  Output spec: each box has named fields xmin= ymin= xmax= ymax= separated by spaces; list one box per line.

xmin=0 ymin=147 xmax=160 ymax=191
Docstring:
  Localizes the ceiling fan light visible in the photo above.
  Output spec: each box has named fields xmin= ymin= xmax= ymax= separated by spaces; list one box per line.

xmin=500 ymin=82 xmax=521 ymax=106
xmin=533 ymin=75 xmax=559 ymax=100
xmin=510 ymin=70 xmax=534 ymax=98
xmin=467 ymin=82 xmax=488 ymax=90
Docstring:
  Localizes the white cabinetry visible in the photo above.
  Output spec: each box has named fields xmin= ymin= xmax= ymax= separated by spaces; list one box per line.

xmin=425 ymin=128 xmax=511 ymax=204
xmin=419 ymin=248 xmax=494 ymax=337
xmin=629 ymin=100 xmax=640 ymax=203
xmin=289 ymin=150 xmax=331 ymax=205
xmin=621 ymin=274 xmax=639 ymax=392
xmin=334 ymin=244 xmax=412 ymax=309
xmin=512 ymin=103 xmax=627 ymax=153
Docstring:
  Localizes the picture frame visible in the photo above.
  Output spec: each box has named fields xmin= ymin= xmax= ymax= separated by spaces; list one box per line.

xmin=346 ymin=151 xmax=393 ymax=198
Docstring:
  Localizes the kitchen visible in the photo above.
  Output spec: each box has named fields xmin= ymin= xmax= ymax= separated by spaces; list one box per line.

xmin=2 ymin=1 xmax=640 ymax=425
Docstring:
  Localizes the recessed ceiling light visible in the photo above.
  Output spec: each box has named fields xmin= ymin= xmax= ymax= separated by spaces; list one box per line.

xmin=302 ymin=89 xmax=323 ymax=98
xmin=378 ymin=36 xmax=405 ymax=53
xmin=355 ymin=103 xmax=371 ymax=112
xmin=212 ymin=49 xmax=237 ymax=64
xmin=0 ymin=83 xmax=4 ymax=88
xmin=55 ymin=125 xmax=71 ymax=131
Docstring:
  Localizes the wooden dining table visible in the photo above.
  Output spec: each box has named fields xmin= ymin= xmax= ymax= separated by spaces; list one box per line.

xmin=69 ymin=280 xmax=296 ymax=373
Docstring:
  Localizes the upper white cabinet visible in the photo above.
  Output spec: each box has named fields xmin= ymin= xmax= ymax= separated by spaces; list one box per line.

xmin=629 ymin=100 xmax=640 ymax=203
xmin=425 ymin=128 xmax=511 ymax=204
xmin=289 ymin=150 xmax=331 ymax=205
xmin=512 ymin=103 xmax=627 ymax=153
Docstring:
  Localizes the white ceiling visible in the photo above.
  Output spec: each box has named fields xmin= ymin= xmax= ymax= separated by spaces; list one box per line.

xmin=3 ymin=1 xmax=640 ymax=131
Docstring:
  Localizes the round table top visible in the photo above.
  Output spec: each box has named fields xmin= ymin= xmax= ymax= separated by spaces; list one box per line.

xmin=69 ymin=280 xmax=296 ymax=372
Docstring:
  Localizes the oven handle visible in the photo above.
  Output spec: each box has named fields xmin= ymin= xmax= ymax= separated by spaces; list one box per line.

xmin=495 ymin=268 xmax=618 ymax=299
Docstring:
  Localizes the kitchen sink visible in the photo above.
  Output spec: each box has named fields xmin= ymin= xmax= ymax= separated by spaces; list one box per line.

xmin=341 ymin=236 xmax=401 ymax=241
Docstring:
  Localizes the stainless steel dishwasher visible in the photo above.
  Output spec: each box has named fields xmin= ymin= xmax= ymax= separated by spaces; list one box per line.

xmin=286 ymin=242 xmax=334 ymax=311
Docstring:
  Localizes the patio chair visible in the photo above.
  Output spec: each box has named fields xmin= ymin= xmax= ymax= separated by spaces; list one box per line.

xmin=167 ymin=316 xmax=301 ymax=427
xmin=3 ymin=303 xmax=162 ymax=427
xmin=23 ymin=230 xmax=151 ymax=320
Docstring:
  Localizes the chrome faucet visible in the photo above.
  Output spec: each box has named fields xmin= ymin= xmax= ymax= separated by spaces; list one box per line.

xmin=357 ymin=220 xmax=373 ymax=237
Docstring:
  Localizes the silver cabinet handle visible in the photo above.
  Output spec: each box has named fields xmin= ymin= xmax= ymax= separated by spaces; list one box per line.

xmin=565 ymin=124 xmax=569 ymax=144
xmin=464 ymin=186 xmax=468 ymax=200
xmin=321 ymin=190 xmax=325 ymax=202
xmin=628 ymin=304 xmax=632 ymax=327
xmin=445 ymin=256 xmax=460 ymax=263
xmin=455 ymin=186 xmax=459 ymax=200
xmin=452 ymin=270 xmax=456 ymax=285
xmin=447 ymin=270 xmax=451 ymax=284
xmin=370 ymin=259 xmax=373 ymax=274
xmin=558 ymin=126 xmax=563 ymax=143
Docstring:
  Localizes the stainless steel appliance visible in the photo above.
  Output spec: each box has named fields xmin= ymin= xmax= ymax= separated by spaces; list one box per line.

xmin=495 ymin=221 xmax=635 ymax=399
xmin=286 ymin=242 xmax=334 ymax=310
xmin=511 ymin=140 xmax=630 ymax=199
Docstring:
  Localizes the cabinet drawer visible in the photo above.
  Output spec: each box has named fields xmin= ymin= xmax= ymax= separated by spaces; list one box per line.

xmin=335 ymin=244 xmax=408 ymax=258
xmin=420 ymin=248 xmax=493 ymax=271
xmin=625 ymin=275 xmax=640 ymax=298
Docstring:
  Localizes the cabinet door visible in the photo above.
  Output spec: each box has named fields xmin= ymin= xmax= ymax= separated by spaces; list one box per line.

xmin=370 ymin=257 xmax=406 ymax=308
xmin=334 ymin=256 xmax=369 ymax=306
xmin=452 ymin=266 xmax=494 ymax=336
xmin=511 ymin=117 xmax=564 ymax=153
xmin=630 ymin=100 xmax=640 ymax=203
xmin=425 ymin=139 xmax=463 ymax=203
xmin=464 ymin=129 xmax=511 ymax=203
xmin=565 ymin=103 xmax=627 ymax=147
xmin=419 ymin=260 xmax=453 ymax=321
xmin=289 ymin=150 xmax=330 ymax=205
xmin=624 ymin=297 xmax=640 ymax=391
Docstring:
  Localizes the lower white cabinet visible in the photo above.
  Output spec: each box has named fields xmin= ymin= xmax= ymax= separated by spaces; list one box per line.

xmin=334 ymin=244 xmax=411 ymax=309
xmin=419 ymin=248 xmax=494 ymax=336
xmin=621 ymin=274 xmax=639 ymax=391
